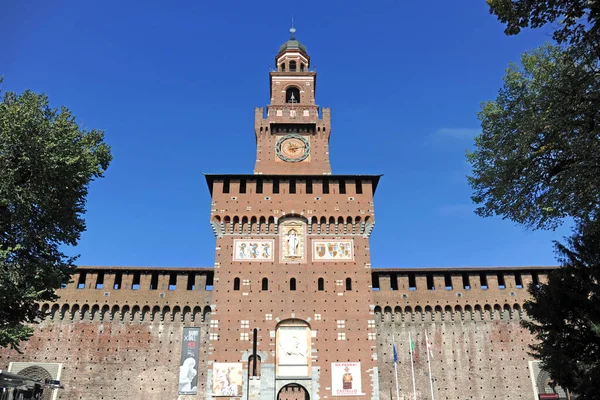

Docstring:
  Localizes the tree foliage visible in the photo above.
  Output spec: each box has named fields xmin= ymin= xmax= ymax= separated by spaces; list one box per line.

xmin=467 ymin=44 xmax=600 ymax=230
xmin=523 ymin=219 xmax=600 ymax=398
xmin=0 ymin=83 xmax=111 ymax=349
xmin=486 ymin=0 xmax=600 ymax=58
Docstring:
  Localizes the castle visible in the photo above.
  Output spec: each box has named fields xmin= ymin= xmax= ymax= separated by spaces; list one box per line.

xmin=0 ymin=29 xmax=563 ymax=400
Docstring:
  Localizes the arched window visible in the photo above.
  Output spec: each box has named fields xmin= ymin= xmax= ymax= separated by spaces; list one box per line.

xmin=346 ymin=278 xmax=352 ymax=291
xmin=300 ymin=63 xmax=305 ymax=72
xmin=290 ymin=278 xmax=297 ymax=291
xmin=286 ymin=87 xmax=300 ymax=104
xmin=262 ymin=277 xmax=268 ymax=291
xmin=289 ymin=60 xmax=297 ymax=71
xmin=233 ymin=277 xmax=240 ymax=291
xmin=318 ymin=278 xmax=324 ymax=291
xmin=281 ymin=63 xmax=285 ymax=72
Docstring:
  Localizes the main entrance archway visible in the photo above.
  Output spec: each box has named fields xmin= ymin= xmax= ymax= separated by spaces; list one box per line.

xmin=19 ymin=365 xmax=53 ymax=400
xmin=277 ymin=383 xmax=309 ymax=400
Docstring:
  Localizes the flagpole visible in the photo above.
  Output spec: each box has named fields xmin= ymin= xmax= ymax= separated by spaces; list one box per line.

xmin=409 ymin=332 xmax=417 ymax=400
xmin=425 ymin=331 xmax=435 ymax=400
xmin=392 ymin=330 xmax=400 ymax=400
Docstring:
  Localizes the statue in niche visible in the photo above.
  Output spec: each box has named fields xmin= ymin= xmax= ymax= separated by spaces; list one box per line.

xmin=287 ymin=229 xmax=299 ymax=256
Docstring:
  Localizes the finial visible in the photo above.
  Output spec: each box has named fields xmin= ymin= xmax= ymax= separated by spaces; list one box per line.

xmin=289 ymin=17 xmax=296 ymax=39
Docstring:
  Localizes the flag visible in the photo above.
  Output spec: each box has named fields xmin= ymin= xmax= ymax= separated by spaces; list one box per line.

xmin=393 ymin=343 xmax=398 ymax=363
xmin=425 ymin=331 xmax=434 ymax=359
xmin=409 ymin=336 xmax=418 ymax=360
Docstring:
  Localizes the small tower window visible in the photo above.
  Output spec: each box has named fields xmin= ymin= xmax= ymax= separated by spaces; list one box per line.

xmin=289 ymin=61 xmax=297 ymax=71
xmin=345 ymin=278 xmax=352 ymax=291
xmin=318 ymin=278 xmax=324 ymax=291
xmin=281 ymin=63 xmax=285 ymax=72
xmin=290 ymin=278 xmax=297 ymax=291
xmin=286 ymin=87 xmax=300 ymax=104
xmin=300 ymin=63 xmax=305 ymax=72
xmin=262 ymin=277 xmax=268 ymax=291
xmin=234 ymin=277 xmax=241 ymax=291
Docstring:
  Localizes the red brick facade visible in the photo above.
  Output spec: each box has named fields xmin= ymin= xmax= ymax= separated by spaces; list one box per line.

xmin=0 ymin=32 xmax=560 ymax=400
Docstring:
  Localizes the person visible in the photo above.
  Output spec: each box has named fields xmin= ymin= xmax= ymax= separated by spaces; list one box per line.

xmin=287 ymin=229 xmax=299 ymax=256
xmin=342 ymin=366 xmax=353 ymax=389
xmin=179 ymin=357 xmax=197 ymax=393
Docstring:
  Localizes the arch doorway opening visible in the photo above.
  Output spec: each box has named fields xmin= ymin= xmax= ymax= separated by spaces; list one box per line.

xmin=277 ymin=383 xmax=309 ymax=400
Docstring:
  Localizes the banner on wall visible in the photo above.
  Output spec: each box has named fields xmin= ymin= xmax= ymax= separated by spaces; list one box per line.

xmin=331 ymin=362 xmax=362 ymax=396
xmin=178 ymin=327 xmax=200 ymax=395
xmin=213 ymin=363 xmax=243 ymax=397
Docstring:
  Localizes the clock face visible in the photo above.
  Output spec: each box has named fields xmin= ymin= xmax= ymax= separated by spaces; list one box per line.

xmin=276 ymin=134 xmax=310 ymax=162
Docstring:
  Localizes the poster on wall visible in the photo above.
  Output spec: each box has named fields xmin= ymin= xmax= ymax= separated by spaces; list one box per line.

xmin=233 ymin=239 xmax=274 ymax=261
xmin=312 ymin=240 xmax=354 ymax=261
xmin=331 ymin=362 xmax=362 ymax=396
xmin=178 ymin=327 xmax=200 ymax=395
xmin=213 ymin=363 xmax=243 ymax=397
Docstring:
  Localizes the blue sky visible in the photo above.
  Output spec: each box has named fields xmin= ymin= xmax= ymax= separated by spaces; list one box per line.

xmin=2 ymin=1 xmax=569 ymax=268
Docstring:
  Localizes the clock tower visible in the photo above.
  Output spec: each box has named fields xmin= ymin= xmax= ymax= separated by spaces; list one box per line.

xmin=206 ymin=28 xmax=380 ymax=400
xmin=254 ymin=27 xmax=331 ymax=175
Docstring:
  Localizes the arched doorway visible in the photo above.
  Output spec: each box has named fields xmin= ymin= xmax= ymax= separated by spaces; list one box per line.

xmin=277 ymin=383 xmax=309 ymax=400
xmin=18 ymin=365 xmax=53 ymax=400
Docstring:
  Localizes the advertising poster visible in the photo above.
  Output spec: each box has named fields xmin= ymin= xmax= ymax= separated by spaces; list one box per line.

xmin=331 ymin=362 xmax=362 ymax=396
xmin=178 ymin=327 xmax=200 ymax=395
xmin=213 ymin=363 xmax=243 ymax=397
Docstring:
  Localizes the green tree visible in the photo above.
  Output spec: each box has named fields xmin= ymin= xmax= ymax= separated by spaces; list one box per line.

xmin=467 ymin=44 xmax=600 ymax=231
xmin=523 ymin=219 xmax=600 ymax=398
xmin=0 ymin=83 xmax=111 ymax=350
xmin=486 ymin=0 xmax=600 ymax=58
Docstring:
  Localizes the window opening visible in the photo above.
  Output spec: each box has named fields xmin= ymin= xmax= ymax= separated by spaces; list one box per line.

xmin=480 ymin=272 xmax=488 ymax=289
xmin=390 ymin=274 xmax=398 ymax=291
xmin=223 ymin=178 xmax=230 ymax=194
xmin=306 ymin=179 xmax=313 ymax=194
xmin=262 ymin=278 xmax=268 ymax=291
xmin=346 ymin=278 xmax=352 ymax=291
xmin=289 ymin=179 xmax=296 ymax=194
xmin=426 ymin=273 xmax=435 ymax=290
xmin=95 ymin=272 xmax=104 ymax=289
xmin=339 ymin=180 xmax=346 ymax=194
xmin=168 ymin=272 xmax=177 ymax=291
xmin=256 ymin=179 xmax=263 ymax=194
xmin=444 ymin=272 xmax=453 ymax=290
xmin=497 ymin=272 xmax=506 ymax=289
xmin=114 ymin=272 xmax=123 ymax=290
xmin=286 ymin=87 xmax=300 ymax=104
xmin=462 ymin=273 xmax=471 ymax=290
xmin=239 ymin=179 xmax=247 ymax=194
xmin=273 ymin=179 xmax=280 ymax=194
xmin=408 ymin=273 xmax=417 ymax=290
xmin=77 ymin=272 xmax=87 ymax=289
xmin=532 ymin=271 xmax=540 ymax=288
xmin=290 ymin=278 xmax=296 ymax=291
xmin=132 ymin=272 xmax=141 ymax=290
xmin=289 ymin=61 xmax=297 ymax=71
xmin=318 ymin=278 xmax=324 ymax=291
xmin=515 ymin=272 xmax=523 ymax=289
xmin=187 ymin=273 xmax=195 ymax=290
xmin=150 ymin=272 xmax=159 ymax=290
xmin=322 ymin=179 xmax=329 ymax=194
xmin=233 ymin=277 xmax=241 ymax=291
xmin=355 ymin=179 xmax=363 ymax=194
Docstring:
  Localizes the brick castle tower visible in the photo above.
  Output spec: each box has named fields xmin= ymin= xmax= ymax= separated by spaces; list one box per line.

xmin=205 ymin=27 xmax=381 ymax=399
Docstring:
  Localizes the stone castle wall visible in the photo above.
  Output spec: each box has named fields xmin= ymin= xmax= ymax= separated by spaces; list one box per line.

xmin=0 ymin=267 xmax=551 ymax=399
